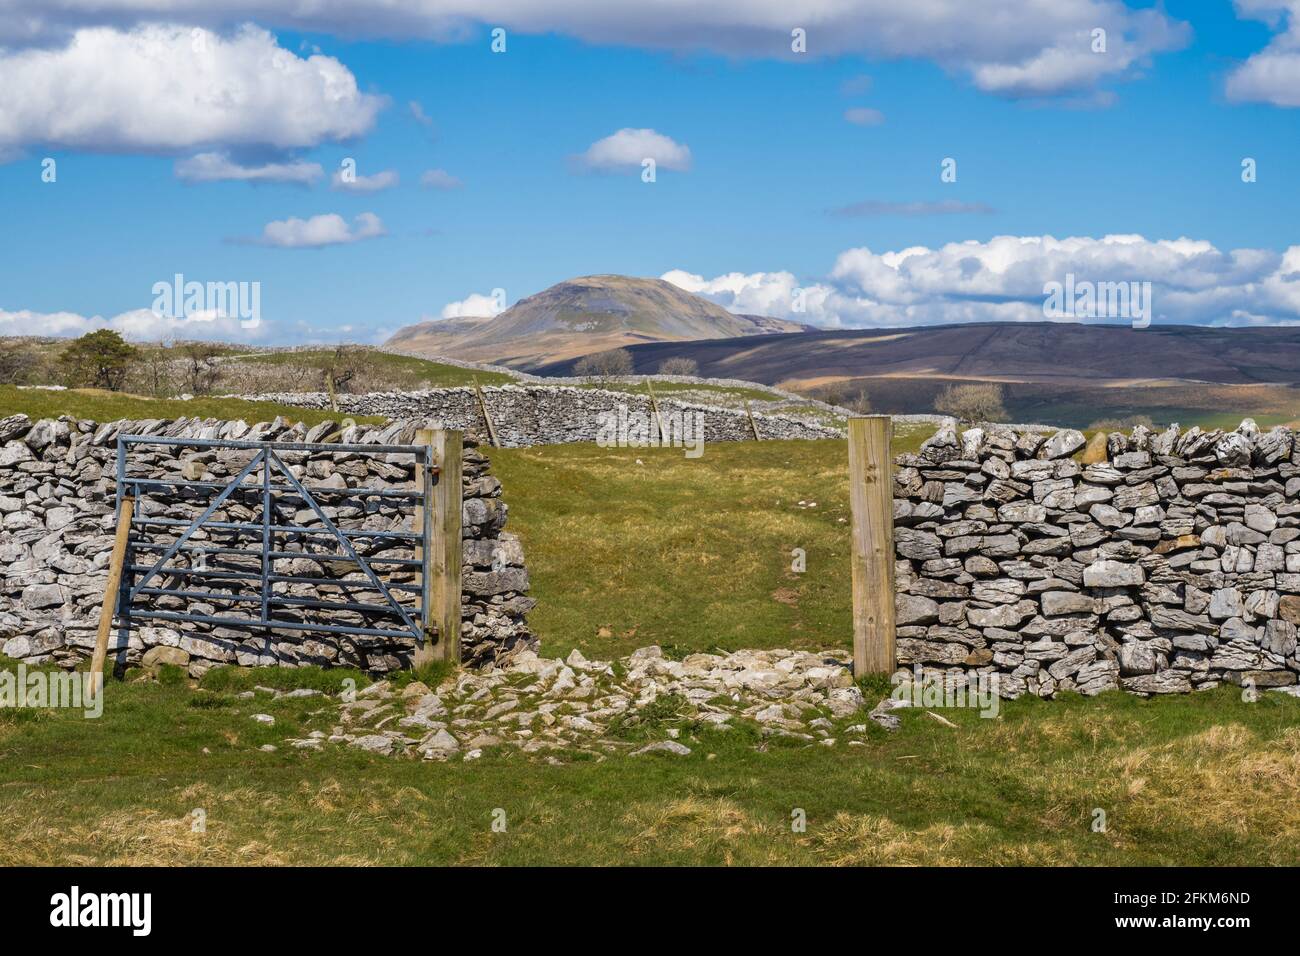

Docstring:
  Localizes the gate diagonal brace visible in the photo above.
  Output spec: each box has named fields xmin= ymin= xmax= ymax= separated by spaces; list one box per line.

xmin=128 ymin=448 xmax=267 ymax=602
xmin=267 ymin=450 xmax=424 ymax=645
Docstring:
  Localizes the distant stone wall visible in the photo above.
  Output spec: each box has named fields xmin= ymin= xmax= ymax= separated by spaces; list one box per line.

xmin=242 ymin=384 xmax=843 ymax=446
xmin=0 ymin=413 xmax=535 ymax=677
xmin=894 ymin=420 xmax=1300 ymax=698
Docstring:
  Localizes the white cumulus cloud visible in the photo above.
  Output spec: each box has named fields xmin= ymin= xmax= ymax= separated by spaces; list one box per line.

xmin=175 ymin=151 xmax=323 ymax=184
xmin=0 ymin=2 xmax=1190 ymax=99
xmin=441 ymin=292 xmax=505 ymax=318
xmin=256 ymin=212 xmax=385 ymax=248
xmin=331 ymin=168 xmax=399 ymax=192
xmin=573 ymin=128 xmax=691 ymax=173
xmin=0 ymin=307 xmax=269 ymax=342
xmin=668 ymin=235 xmax=1300 ymax=328
xmin=1226 ymin=1 xmax=1300 ymax=107
xmin=0 ymin=24 xmax=384 ymax=156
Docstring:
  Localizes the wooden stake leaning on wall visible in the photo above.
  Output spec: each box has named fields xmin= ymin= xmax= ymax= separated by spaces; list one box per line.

xmin=89 ymin=497 xmax=134 ymax=699
xmin=645 ymin=379 xmax=668 ymax=446
xmin=472 ymin=376 xmax=499 ymax=448
xmin=848 ymin=416 xmax=896 ymax=676
xmin=412 ymin=428 xmax=436 ymax=668
xmin=745 ymin=400 xmax=762 ymax=441
xmin=429 ymin=429 xmax=464 ymax=664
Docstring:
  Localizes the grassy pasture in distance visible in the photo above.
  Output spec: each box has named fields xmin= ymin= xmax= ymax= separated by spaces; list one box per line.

xmin=233 ymin=349 xmax=516 ymax=389
xmin=0 ymin=385 xmax=385 ymax=428
xmin=574 ymin=379 xmax=787 ymax=405
xmin=490 ymin=434 xmax=933 ymax=662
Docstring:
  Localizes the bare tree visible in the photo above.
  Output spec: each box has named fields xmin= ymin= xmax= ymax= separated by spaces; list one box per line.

xmin=573 ymin=348 xmax=634 ymax=383
xmin=0 ymin=343 xmax=38 ymax=385
xmin=657 ymin=357 xmax=699 ymax=376
xmin=315 ymin=345 xmax=380 ymax=410
xmin=179 ymin=342 xmax=224 ymax=395
xmin=845 ymin=387 xmax=872 ymax=415
xmin=934 ymin=383 xmax=1008 ymax=423
xmin=139 ymin=337 xmax=175 ymax=397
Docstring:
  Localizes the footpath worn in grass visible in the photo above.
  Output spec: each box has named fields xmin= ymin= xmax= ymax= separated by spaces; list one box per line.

xmin=3 ymin=664 xmax=1300 ymax=865
xmin=489 ymin=432 xmax=932 ymax=661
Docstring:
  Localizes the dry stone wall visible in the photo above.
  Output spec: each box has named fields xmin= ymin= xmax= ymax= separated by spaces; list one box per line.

xmin=894 ymin=419 xmax=1300 ymax=698
xmin=243 ymin=384 xmax=842 ymax=446
xmin=0 ymin=413 xmax=535 ymax=677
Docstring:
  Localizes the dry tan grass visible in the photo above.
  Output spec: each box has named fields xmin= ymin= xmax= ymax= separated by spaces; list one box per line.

xmin=802 ymin=813 xmax=1044 ymax=866
xmin=620 ymin=797 xmax=783 ymax=864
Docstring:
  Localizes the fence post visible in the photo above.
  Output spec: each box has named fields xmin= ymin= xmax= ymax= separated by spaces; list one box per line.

xmin=89 ymin=497 xmax=134 ymax=698
xmin=744 ymin=400 xmax=762 ymax=441
xmin=472 ymin=376 xmax=499 ymax=449
xmin=429 ymin=429 xmax=463 ymax=664
xmin=848 ymin=416 xmax=896 ymax=676
xmin=412 ymin=429 xmax=434 ymax=666
xmin=645 ymin=379 xmax=668 ymax=446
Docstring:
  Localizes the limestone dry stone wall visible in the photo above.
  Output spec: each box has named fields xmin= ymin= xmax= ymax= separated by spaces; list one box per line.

xmin=893 ymin=420 xmax=1300 ymax=698
xmin=243 ymin=384 xmax=842 ymax=446
xmin=0 ymin=413 xmax=535 ymax=677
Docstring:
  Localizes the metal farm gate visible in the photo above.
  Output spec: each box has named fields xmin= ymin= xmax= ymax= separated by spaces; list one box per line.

xmin=97 ymin=431 xmax=462 ymax=673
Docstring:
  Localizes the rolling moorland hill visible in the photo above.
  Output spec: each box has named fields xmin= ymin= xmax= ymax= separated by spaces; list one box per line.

xmin=386 ymin=274 xmax=806 ymax=368
xmin=534 ymin=321 xmax=1300 ymax=390
xmin=532 ymin=321 xmax=1300 ymax=429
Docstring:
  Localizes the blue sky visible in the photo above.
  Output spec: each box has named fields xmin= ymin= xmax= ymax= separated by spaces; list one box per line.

xmin=1 ymin=1 xmax=1299 ymax=341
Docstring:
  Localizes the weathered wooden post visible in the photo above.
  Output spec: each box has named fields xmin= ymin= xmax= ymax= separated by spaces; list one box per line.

xmin=472 ymin=376 xmax=500 ymax=449
xmin=89 ymin=497 xmax=134 ymax=698
xmin=426 ymin=428 xmax=463 ymax=664
xmin=645 ymin=379 xmax=668 ymax=446
xmin=848 ymin=416 xmax=896 ymax=676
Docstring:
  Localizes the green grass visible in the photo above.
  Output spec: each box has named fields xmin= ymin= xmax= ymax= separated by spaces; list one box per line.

xmin=4 ymin=417 xmax=1300 ymax=865
xmin=3 ymin=657 xmax=1300 ymax=865
xmin=0 ymin=385 xmax=385 ymax=428
xmin=490 ymin=431 xmax=931 ymax=661
xmin=238 ymin=350 xmax=516 ymax=388
xmin=574 ymin=380 xmax=787 ymax=404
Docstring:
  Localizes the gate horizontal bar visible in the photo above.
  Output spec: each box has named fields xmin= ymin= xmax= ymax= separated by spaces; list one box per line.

xmin=121 ymin=435 xmax=431 ymax=458
xmin=269 ymin=448 xmax=421 ymax=642
xmin=131 ymin=516 xmax=421 ymax=540
xmin=126 ymin=608 xmax=421 ymax=640
xmin=136 ymin=587 xmax=416 ymax=616
xmin=129 ymin=542 xmax=421 ymax=568
xmin=125 ymin=477 xmax=429 ymax=499
xmin=124 ymin=564 xmax=423 ymax=593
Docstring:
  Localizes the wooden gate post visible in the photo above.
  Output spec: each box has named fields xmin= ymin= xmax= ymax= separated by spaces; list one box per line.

xmin=89 ymin=497 xmax=134 ymax=698
xmin=427 ymin=429 xmax=463 ymax=664
xmin=848 ymin=416 xmax=896 ymax=676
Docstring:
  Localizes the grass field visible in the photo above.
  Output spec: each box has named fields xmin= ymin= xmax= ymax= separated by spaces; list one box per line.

xmin=4 ymin=664 xmax=1300 ymax=865
xmin=234 ymin=349 xmax=516 ymax=388
xmin=4 ymin=429 xmax=1300 ymax=865
xmin=0 ymin=385 xmax=386 ymax=428
xmin=576 ymin=379 xmax=788 ymax=405
xmin=490 ymin=434 xmax=934 ymax=661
